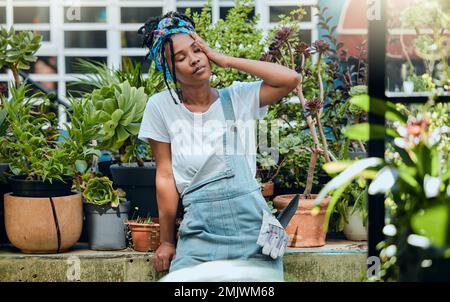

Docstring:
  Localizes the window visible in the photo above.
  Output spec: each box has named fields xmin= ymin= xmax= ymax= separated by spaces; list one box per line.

xmin=0 ymin=7 xmax=6 ymax=24
xmin=65 ymin=57 xmax=108 ymax=74
xmin=13 ymin=6 xmax=50 ymax=24
xmin=64 ymin=31 xmax=107 ymax=48
xmin=121 ymin=7 xmax=162 ymax=23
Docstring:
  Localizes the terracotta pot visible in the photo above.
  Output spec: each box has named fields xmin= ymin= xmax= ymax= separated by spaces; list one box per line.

xmin=273 ymin=194 xmax=330 ymax=248
xmin=4 ymin=192 xmax=83 ymax=253
xmin=128 ymin=220 xmax=160 ymax=252
xmin=261 ymin=181 xmax=274 ymax=199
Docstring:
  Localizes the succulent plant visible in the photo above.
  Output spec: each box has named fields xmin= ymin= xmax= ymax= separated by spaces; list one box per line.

xmin=305 ymin=98 xmax=322 ymax=116
xmin=295 ymin=42 xmax=311 ymax=58
xmin=0 ymin=27 xmax=42 ymax=87
xmin=311 ymin=39 xmax=331 ymax=55
xmin=83 ymin=176 xmax=126 ymax=208
xmin=90 ymin=80 xmax=148 ymax=153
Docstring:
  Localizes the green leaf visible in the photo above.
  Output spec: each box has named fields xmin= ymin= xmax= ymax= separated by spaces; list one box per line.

xmin=350 ymin=95 xmax=407 ymax=124
xmin=323 ymin=160 xmax=354 ymax=175
xmin=111 ymin=109 xmax=124 ymax=123
xmin=75 ymin=160 xmax=88 ymax=173
xmin=314 ymin=157 xmax=383 ymax=207
xmin=343 ymin=123 xmax=387 ymax=141
xmin=323 ymin=182 xmax=353 ymax=233
xmin=411 ymin=204 xmax=449 ymax=247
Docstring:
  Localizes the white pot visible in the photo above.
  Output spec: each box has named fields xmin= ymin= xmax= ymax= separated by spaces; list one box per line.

xmin=403 ymin=81 xmax=414 ymax=94
xmin=343 ymin=207 xmax=367 ymax=241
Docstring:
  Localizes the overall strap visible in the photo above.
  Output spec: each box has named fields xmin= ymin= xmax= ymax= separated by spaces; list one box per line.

xmin=219 ymin=87 xmax=238 ymax=154
xmin=219 ymin=87 xmax=236 ymax=122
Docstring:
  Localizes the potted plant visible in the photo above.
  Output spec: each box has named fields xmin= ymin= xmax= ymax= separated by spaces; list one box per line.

xmin=0 ymin=29 xmax=96 ymax=253
xmin=256 ymin=150 xmax=283 ymax=200
xmin=86 ymin=80 xmax=156 ymax=218
xmin=83 ymin=176 xmax=130 ymax=250
xmin=127 ymin=216 xmax=160 ymax=252
xmin=0 ymin=84 xmax=85 ymax=253
xmin=260 ymin=9 xmax=336 ymax=247
xmin=77 ymin=59 xmax=165 ymax=219
xmin=314 ymin=94 xmax=450 ymax=281
xmin=0 ymin=27 xmax=42 ymax=245
xmin=333 ymin=181 xmax=368 ymax=241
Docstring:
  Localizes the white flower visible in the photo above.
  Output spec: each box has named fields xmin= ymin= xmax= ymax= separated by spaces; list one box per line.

xmin=407 ymin=234 xmax=431 ymax=249
xmin=421 ymin=260 xmax=432 ymax=268
xmin=369 ymin=167 xmax=399 ymax=195
xmin=428 ymin=126 xmax=449 ymax=146
xmin=385 ymin=245 xmax=397 ymax=257
xmin=424 ymin=175 xmax=441 ymax=198
xmin=383 ymin=224 xmax=397 ymax=237
xmin=397 ymin=126 xmax=408 ymax=137
xmin=394 ymin=138 xmax=407 ymax=149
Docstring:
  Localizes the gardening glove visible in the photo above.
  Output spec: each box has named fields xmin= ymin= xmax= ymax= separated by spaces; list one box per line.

xmin=257 ymin=211 xmax=289 ymax=259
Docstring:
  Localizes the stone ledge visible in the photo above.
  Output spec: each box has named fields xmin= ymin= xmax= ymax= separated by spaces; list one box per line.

xmin=0 ymin=240 xmax=367 ymax=282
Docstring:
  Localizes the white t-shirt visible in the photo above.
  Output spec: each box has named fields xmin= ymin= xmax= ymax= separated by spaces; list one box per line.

xmin=138 ymin=80 xmax=268 ymax=195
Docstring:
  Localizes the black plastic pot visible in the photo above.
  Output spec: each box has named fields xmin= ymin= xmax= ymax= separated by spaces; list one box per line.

xmin=8 ymin=175 xmax=73 ymax=197
xmin=110 ymin=162 xmax=159 ymax=218
xmin=98 ymin=159 xmax=119 ymax=181
xmin=0 ymin=163 xmax=11 ymax=244
xmin=110 ymin=162 xmax=185 ymax=219
xmin=84 ymin=200 xmax=130 ymax=251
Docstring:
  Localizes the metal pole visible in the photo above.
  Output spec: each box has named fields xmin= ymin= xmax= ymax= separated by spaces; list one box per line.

xmin=367 ymin=0 xmax=386 ymax=258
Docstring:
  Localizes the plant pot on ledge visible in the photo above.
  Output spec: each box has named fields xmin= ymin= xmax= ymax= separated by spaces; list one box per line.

xmin=128 ymin=220 xmax=160 ymax=252
xmin=343 ymin=207 xmax=367 ymax=241
xmin=110 ymin=162 xmax=158 ymax=218
xmin=273 ymin=194 xmax=330 ymax=247
xmin=4 ymin=176 xmax=82 ymax=253
xmin=84 ymin=200 xmax=130 ymax=251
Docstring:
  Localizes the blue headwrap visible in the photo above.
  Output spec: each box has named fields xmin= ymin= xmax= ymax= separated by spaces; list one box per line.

xmin=146 ymin=16 xmax=196 ymax=81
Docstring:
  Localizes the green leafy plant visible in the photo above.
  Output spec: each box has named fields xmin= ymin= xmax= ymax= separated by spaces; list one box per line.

xmin=89 ymin=81 xmax=148 ymax=165
xmin=314 ymin=95 xmax=450 ymax=280
xmin=72 ymin=59 xmax=165 ymax=166
xmin=259 ymin=5 xmax=347 ymax=195
xmin=72 ymin=58 xmax=165 ymax=97
xmin=0 ymin=84 xmax=65 ymax=182
xmin=411 ymin=73 xmax=436 ymax=92
xmin=83 ymin=176 xmax=126 ymax=208
xmin=0 ymin=27 xmax=42 ymax=87
xmin=63 ymin=97 xmax=102 ymax=190
xmin=133 ymin=217 xmax=154 ymax=224
xmin=0 ymin=84 xmax=100 ymax=184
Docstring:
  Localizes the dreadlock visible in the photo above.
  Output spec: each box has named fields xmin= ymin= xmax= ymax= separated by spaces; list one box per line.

xmin=138 ymin=11 xmax=197 ymax=105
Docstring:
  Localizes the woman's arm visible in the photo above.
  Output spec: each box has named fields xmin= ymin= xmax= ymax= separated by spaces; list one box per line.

xmin=149 ymin=138 xmax=179 ymax=271
xmin=190 ymin=32 xmax=300 ymax=107
xmin=225 ymin=57 xmax=300 ymax=107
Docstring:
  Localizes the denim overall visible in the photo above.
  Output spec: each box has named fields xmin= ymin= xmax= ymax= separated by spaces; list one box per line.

xmin=169 ymin=87 xmax=284 ymax=277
